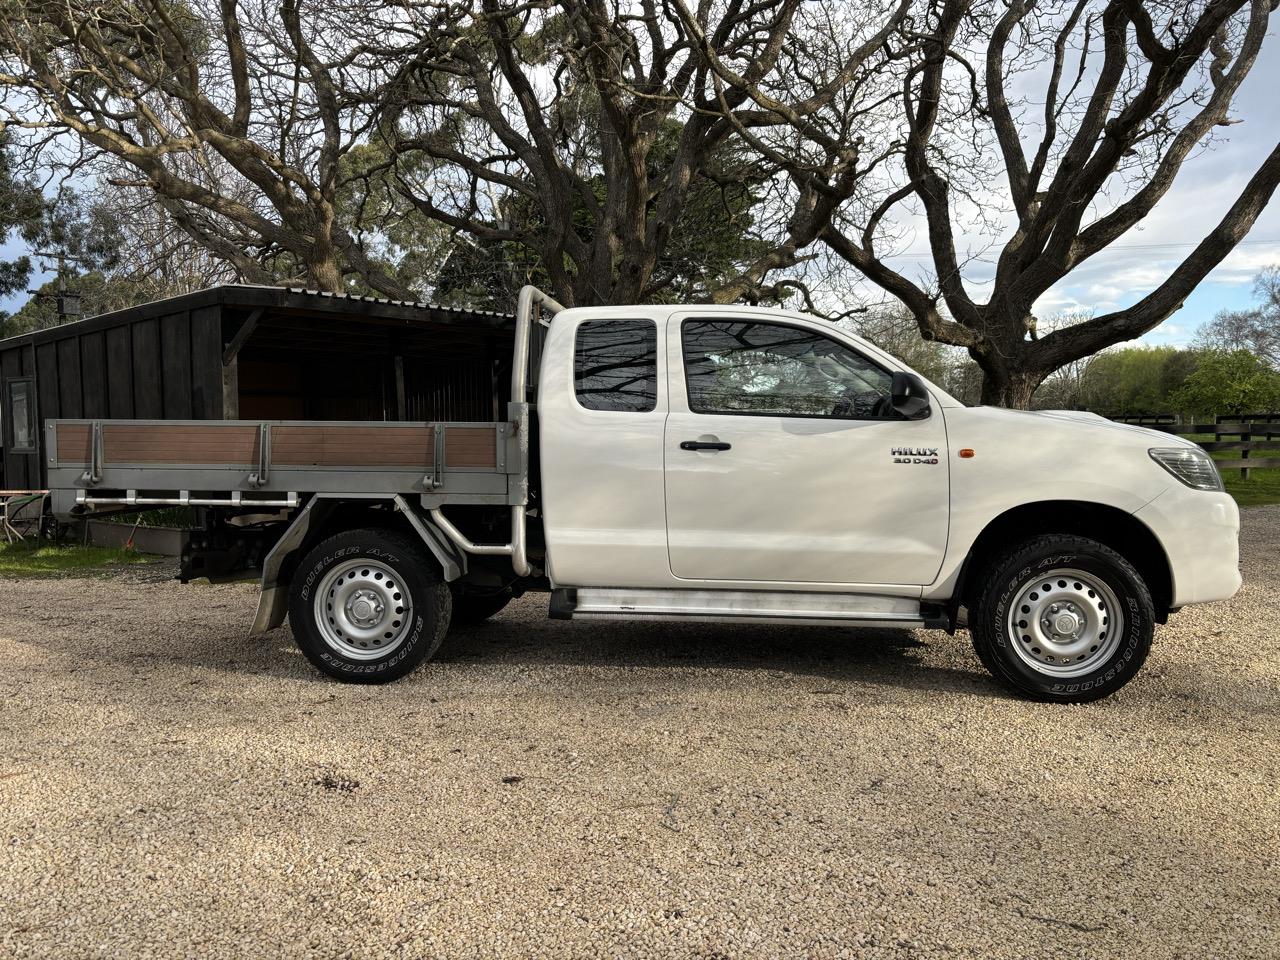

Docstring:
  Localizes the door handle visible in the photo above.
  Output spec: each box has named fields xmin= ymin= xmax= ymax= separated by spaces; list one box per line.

xmin=680 ymin=440 xmax=732 ymax=452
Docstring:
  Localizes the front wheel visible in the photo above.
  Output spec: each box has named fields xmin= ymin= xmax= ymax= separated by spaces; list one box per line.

xmin=971 ymin=535 xmax=1154 ymax=703
xmin=288 ymin=528 xmax=451 ymax=683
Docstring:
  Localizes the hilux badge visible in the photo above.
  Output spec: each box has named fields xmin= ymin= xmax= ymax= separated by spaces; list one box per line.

xmin=892 ymin=447 xmax=940 ymax=464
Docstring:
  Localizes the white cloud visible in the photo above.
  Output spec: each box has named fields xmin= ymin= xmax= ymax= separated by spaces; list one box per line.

xmin=1211 ymin=244 xmax=1280 ymax=283
xmin=1085 ymin=282 xmax=1124 ymax=301
xmin=1032 ymin=288 xmax=1088 ymax=315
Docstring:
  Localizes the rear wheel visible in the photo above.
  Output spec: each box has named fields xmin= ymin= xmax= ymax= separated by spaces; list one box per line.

xmin=288 ymin=528 xmax=451 ymax=683
xmin=971 ymin=535 xmax=1154 ymax=703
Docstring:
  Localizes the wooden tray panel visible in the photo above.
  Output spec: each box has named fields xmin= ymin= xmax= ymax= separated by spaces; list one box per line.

xmin=443 ymin=427 xmax=500 ymax=469
xmin=56 ymin=423 xmax=92 ymax=463
xmin=53 ymin=421 xmax=499 ymax=471
xmin=273 ymin=425 xmax=433 ymax=468
xmin=103 ymin=424 xmax=259 ymax=464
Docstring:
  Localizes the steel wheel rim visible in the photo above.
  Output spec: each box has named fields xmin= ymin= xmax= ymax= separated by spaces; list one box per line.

xmin=1006 ymin=567 xmax=1124 ymax=678
xmin=313 ymin=559 xmax=411 ymax=660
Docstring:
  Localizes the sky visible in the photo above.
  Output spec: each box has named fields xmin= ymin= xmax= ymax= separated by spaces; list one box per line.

xmin=1045 ymin=46 xmax=1280 ymax=350
xmin=3 ymin=40 xmax=1278 ymax=348
xmin=862 ymin=39 xmax=1280 ymax=349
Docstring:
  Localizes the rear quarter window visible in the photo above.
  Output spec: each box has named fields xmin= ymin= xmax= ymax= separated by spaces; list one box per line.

xmin=574 ymin=320 xmax=658 ymax=413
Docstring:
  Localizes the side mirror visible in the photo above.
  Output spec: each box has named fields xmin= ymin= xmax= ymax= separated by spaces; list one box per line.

xmin=891 ymin=371 xmax=931 ymax=419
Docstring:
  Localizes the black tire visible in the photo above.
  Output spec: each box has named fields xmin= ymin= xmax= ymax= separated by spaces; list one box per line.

xmin=288 ymin=528 xmax=451 ymax=683
xmin=971 ymin=535 xmax=1154 ymax=703
xmin=449 ymin=587 xmax=514 ymax=627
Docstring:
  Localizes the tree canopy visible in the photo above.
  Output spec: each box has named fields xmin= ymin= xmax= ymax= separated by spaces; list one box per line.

xmin=1 ymin=0 xmax=1278 ymax=406
xmin=1171 ymin=349 xmax=1280 ymax=417
xmin=0 ymin=131 xmax=46 ymax=303
xmin=0 ymin=130 xmax=119 ymax=335
xmin=688 ymin=0 xmax=1280 ymax=405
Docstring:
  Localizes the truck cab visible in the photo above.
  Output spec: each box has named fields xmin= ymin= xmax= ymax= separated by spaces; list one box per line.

xmin=47 ymin=287 xmax=1241 ymax=702
xmin=538 ymin=304 xmax=952 ymax=593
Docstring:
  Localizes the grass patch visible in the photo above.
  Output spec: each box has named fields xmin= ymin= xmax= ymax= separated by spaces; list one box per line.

xmin=133 ymin=507 xmax=198 ymax=529
xmin=1222 ymin=470 xmax=1280 ymax=508
xmin=0 ymin=540 xmax=154 ymax=576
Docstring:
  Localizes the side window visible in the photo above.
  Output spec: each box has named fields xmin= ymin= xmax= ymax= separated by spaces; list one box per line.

xmin=574 ymin=320 xmax=658 ymax=413
xmin=681 ymin=320 xmax=895 ymax=419
xmin=5 ymin=379 xmax=35 ymax=453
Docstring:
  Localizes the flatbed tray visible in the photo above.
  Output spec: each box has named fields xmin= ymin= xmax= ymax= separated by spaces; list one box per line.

xmin=46 ymin=418 xmax=521 ymax=515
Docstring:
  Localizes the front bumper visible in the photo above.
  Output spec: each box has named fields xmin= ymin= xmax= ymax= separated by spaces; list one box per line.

xmin=1134 ymin=487 xmax=1241 ymax=607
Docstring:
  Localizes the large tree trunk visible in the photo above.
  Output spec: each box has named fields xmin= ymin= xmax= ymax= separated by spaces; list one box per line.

xmin=979 ymin=368 xmax=1045 ymax=409
xmin=305 ymin=255 xmax=344 ymax=293
xmin=305 ymin=222 xmax=344 ymax=292
xmin=971 ymin=328 xmax=1048 ymax=409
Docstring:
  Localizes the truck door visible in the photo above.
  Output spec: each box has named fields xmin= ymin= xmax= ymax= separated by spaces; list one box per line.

xmin=663 ymin=315 xmax=949 ymax=586
xmin=538 ymin=313 xmax=672 ymax=588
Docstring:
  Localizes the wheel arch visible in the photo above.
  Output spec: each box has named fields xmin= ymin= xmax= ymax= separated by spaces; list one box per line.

xmin=249 ymin=495 xmax=464 ymax=636
xmin=953 ymin=500 xmax=1174 ymax=625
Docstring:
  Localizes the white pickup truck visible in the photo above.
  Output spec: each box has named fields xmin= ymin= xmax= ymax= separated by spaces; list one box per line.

xmin=48 ymin=286 xmax=1241 ymax=702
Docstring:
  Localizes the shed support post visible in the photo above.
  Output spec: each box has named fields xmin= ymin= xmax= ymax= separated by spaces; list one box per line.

xmin=222 ymin=358 xmax=240 ymax=420
xmin=221 ymin=307 xmax=265 ymax=365
xmin=220 ymin=306 xmax=266 ymax=421
xmin=394 ymin=355 xmax=407 ymax=421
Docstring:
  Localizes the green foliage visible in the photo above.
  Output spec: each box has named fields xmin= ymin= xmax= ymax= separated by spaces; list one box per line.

xmin=0 ymin=137 xmax=122 ymax=337
xmin=335 ymin=141 xmax=455 ymax=300
xmin=643 ymin=124 xmax=773 ymax=303
xmin=2 ymin=269 xmax=142 ymax=337
xmin=420 ymin=121 xmax=773 ymax=310
xmin=0 ymin=132 xmax=50 ymax=305
xmin=133 ymin=507 xmax=198 ymax=529
xmin=1158 ymin=348 xmax=1201 ymax=403
xmin=439 ymin=200 xmax=768 ymax=310
xmin=1170 ymin=350 xmax=1280 ymax=418
xmin=1075 ymin=346 xmax=1198 ymax=416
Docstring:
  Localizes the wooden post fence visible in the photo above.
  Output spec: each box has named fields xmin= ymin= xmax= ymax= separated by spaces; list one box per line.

xmin=1107 ymin=414 xmax=1280 ymax=475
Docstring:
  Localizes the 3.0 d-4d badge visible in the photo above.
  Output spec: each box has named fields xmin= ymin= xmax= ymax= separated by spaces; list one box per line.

xmin=891 ymin=447 xmax=940 ymax=464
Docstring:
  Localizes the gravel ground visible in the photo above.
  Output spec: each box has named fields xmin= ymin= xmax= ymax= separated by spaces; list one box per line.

xmin=1 ymin=511 xmax=1278 ymax=960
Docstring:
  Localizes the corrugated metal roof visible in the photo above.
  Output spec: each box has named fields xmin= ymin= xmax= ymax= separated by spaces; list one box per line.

xmin=270 ymin=285 xmax=515 ymax=319
xmin=0 ymin=283 xmax=516 ymax=349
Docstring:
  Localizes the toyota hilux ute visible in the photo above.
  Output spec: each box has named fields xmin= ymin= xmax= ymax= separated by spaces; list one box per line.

xmin=46 ymin=286 xmax=1241 ymax=702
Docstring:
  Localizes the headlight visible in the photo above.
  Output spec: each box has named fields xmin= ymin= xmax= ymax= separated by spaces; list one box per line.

xmin=1149 ymin=447 xmax=1223 ymax=492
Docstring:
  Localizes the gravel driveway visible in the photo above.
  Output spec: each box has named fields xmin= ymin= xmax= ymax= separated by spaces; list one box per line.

xmin=2 ymin=510 xmax=1277 ymax=959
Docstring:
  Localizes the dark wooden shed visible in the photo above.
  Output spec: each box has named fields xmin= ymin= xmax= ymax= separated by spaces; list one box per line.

xmin=0 ymin=285 xmax=515 ymax=491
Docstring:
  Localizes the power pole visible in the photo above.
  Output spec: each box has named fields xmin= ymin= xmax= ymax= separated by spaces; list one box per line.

xmin=26 ymin=250 xmax=84 ymax=322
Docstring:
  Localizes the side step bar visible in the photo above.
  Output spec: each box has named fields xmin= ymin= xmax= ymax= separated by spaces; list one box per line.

xmin=551 ymin=587 xmax=946 ymax=629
